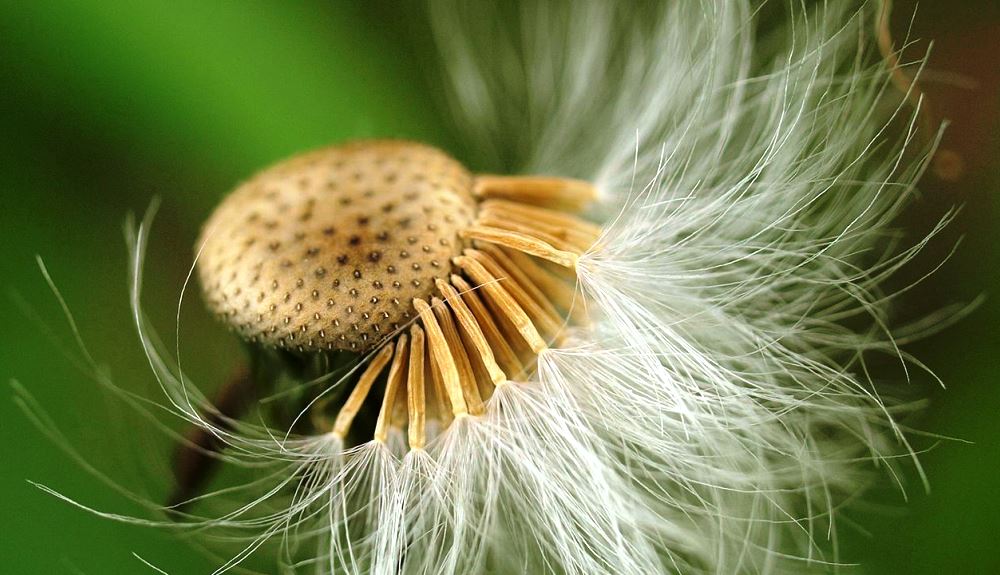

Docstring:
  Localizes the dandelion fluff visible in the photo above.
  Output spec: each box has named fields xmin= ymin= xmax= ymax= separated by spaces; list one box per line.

xmin=20 ymin=1 xmax=952 ymax=573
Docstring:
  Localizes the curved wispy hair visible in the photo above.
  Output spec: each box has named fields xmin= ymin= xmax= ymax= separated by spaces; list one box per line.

xmin=18 ymin=1 xmax=953 ymax=573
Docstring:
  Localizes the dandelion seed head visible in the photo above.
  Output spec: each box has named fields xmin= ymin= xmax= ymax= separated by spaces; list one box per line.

xmin=22 ymin=2 xmax=957 ymax=573
xmin=197 ymin=137 xmax=600 ymax=452
xmin=198 ymin=141 xmax=477 ymax=352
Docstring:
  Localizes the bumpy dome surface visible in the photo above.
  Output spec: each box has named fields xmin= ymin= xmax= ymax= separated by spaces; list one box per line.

xmin=197 ymin=141 xmax=476 ymax=352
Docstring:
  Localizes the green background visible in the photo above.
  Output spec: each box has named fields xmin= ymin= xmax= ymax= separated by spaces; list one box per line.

xmin=1 ymin=2 xmax=997 ymax=573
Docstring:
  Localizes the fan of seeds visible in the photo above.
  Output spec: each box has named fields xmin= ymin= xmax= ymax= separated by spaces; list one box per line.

xmin=198 ymin=140 xmax=598 ymax=450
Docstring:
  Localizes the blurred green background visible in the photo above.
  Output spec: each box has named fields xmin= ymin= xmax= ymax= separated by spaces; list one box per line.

xmin=0 ymin=1 xmax=996 ymax=573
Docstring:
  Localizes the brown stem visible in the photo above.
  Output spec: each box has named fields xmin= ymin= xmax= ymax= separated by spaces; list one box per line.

xmin=167 ymin=364 xmax=254 ymax=511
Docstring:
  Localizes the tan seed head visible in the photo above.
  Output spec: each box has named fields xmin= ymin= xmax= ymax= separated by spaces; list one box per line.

xmin=197 ymin=140 xmax=476 ymax=352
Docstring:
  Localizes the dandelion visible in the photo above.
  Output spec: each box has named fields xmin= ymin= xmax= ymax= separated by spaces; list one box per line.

xmin=19 ymin=1 xmax=955 ymax=574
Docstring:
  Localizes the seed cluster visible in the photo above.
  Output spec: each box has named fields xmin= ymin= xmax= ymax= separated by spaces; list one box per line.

xmin=197 ymin=141 xmax=476 ymax=352
xmin=197 ymin=139 xmax=600 ymax=451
